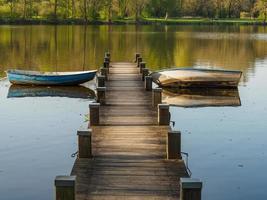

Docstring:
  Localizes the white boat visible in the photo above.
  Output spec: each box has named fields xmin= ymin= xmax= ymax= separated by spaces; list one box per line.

xmin=151 ymin=68 xmax=242 ymax=88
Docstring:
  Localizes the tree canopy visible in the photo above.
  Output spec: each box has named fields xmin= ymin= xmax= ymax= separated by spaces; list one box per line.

xmin=0 ymin=0 xmax=266 ymax=22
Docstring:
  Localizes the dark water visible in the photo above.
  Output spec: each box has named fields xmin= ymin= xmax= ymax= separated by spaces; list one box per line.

xmin=0 ymin=25 xmax=267 ymax=200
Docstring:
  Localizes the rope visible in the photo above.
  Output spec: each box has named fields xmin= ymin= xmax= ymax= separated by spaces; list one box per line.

xmin=181 ymin=152 xmax=192 ymax=177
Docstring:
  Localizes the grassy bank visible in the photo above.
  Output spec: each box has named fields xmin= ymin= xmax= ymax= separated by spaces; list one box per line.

xmin=144 ymin=18 xmax=265 ymax=25
xmin=0 ymin=17 xmax=265 ymax=25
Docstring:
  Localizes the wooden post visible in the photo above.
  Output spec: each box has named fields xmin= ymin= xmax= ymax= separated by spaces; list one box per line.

xmin=137 ymin=57 xmax=142 ymax=67
xmin=77 ymin=129 xmax=92 ymax=158
xmin=158 ymin=104 xmax=170 ymax=125
xmin=180 ymin=178 xmax=202 ymax=200
xmin=89 ymin=103 xmax=100 ymax=126
xmin=105 ymin=52 xmax=110 ymax=59
xmin=97 ymin=87 xmax=106 ymax=105
xmin=135 ymin=53 xmax=140 ymax=63
xmin=167 ymin=130 xmax=182 ymax=159
xmin=139 ymin=62 xmax=146 ymax=73
xmin=100 ymin=68 xmax=108 ymax=80
xmin=145 ymin=76 xmax=153 ymax=91
xmin=55 ymin=176 xmax=76 ymax=200
xmin=142 ymin=68 xmax=149 ymax=81
xmin=97 ymin=75 xmax=105 ymax=87
xmin=103 ymin=61 xmax=109 ymax=69
xmin=104 ymin=56 xmax=110 ymax=63
xmin=152 ymin=88 xmax=162 ymax=108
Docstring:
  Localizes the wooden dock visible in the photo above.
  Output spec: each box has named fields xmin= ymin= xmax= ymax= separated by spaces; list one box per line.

xmin=55 ymin=54 xmax=202 ymax=200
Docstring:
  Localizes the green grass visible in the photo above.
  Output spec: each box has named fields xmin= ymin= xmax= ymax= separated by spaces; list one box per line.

xmin=144 ymin=17 xmax=264 ymax=25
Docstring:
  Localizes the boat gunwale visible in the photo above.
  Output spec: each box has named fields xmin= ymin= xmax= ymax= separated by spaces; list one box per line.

xmin=150 ymin=67 xmax=243 ymax=74
xmin=6 ymin=69 xmax=98 ymax=77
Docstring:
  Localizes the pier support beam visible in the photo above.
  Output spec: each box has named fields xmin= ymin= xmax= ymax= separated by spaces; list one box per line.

xmin=77 ymin=129 xmax=92 ymax=158
xmin=97 ymin=87 xmax=106 ymax=105
xmin=180 ymin=178 xmax=202 ymax=200
xmin=137 ymin=57 xmax=142 ymax=67
xmin=89 ymin=103 xmax=100 ymax=126
xmin=167 ymin=130 xmax=182 ymax=159
xmin=142 ymin=68 xmax=149 ymax=81
xmin=97 ymin=75 xmax=105 ymax=87
xmin=135 ymin=53 xmax=141 ymax=63
xmin=100 ymin=68 xmax=108 ymax=80
xmin=139 ymin=62 xmax=146 ymax=73
xmin=55 ymin=176 xmax=76 ymax=200
xmin=145 ymin=76 xmax=153 ymax=91
xmin=158 ymin=104 xmax=170 ymax=125
xmin=152 ymin=88 xmax=162 ymax=108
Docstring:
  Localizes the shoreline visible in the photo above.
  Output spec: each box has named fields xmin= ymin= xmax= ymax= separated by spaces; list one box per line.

xmin=0 ymin=18 xmax=265 ymax=26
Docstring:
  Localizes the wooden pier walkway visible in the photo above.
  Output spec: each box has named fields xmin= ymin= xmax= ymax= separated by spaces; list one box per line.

xmin=70 ymin=62 xmax=189 ymax=200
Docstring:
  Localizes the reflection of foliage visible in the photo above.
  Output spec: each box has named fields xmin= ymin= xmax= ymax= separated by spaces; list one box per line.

xmin=0 ymin=25 xmax=267 ymax=83
xmin=0 ymin=70 xmax=5 ymax=77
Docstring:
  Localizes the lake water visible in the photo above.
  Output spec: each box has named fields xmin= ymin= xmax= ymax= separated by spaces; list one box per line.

xmin=0 ymin=25 xmax=267 ymax=200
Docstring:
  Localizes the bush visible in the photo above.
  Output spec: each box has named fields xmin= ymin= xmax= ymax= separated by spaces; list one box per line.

xmin=240 ymin=12 xmax=251 ymax=19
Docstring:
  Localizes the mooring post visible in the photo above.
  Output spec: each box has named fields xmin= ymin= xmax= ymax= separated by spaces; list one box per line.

xmin=142 ymin=68 xmax=149 ymax=81
xmin=152 ymin=88 xmax=162 ymax=108
xmin=145 ymin=76 xmax=153 ymax=91
xmin=158 ymin=104 xmax=170 ymax=125
xmin=97 ymin=87 xmax=106 ymax=105
xmin=89 ymin=103 xmax=100 ymax=126
xmin=97 ymin=75 xmax=105 ymax=87
xmin=55 ymin=176 xmax=76 ymax=200
xmin=77 ymin=129 xmax=92 ymax=158
xmin=139 ymin=62 xmax=146 ymax=73
xmin=167 ymin=130 xmax=182 ymax=159
xmin=135 ymin=53 xmax=141 ymax=63
xmin=100 ymin=68 xmax=108 ymax=80
xmin=104 ymin=56 xmax=110 ymax=63
xmin=180 ymin=178 xmax=203 ymax=200
xmin=103 ymin=61 xmax=110 ymax=69
xmin=137 ymin=57 xmax=142 ymax=67
xmin=105 ymin=52 xmax=110 ymax=59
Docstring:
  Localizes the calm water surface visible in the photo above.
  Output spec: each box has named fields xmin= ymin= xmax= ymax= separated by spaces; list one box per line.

xmin=0 ymin=25 xmax=267 ymax=200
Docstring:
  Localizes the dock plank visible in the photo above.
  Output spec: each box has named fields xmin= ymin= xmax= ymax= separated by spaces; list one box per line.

xmin=71 ymin=62 xmax=188 ymax=200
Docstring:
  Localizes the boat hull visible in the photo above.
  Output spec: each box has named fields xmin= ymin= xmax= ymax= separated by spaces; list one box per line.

xmin=7 ymin=70 xmax=97 ymax=86
xmin=151 ymin=68 xmax=242 ymax=88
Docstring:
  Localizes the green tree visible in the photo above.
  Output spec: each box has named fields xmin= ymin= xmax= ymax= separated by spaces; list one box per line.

xmin=255 ymin=0 xmax=267 ymax=22
xmin=54 ymin=0 xmax=58 ymax=19
xmin=6 ymin=0 xmax=18 ymax=17
xmin=116 ymin=0 xmax=130 ymax=17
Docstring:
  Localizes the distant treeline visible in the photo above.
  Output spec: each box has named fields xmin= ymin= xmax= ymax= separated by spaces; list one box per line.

xmin=0 ymin=0 xmax=267 ymax=22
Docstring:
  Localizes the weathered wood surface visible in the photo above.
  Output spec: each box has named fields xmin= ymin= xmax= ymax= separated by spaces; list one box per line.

xmin=71 ymin=62 xmax=188 ymax=199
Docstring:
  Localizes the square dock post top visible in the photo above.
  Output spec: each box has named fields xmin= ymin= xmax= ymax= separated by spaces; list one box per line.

xmin=180 ymin=178 xmax=202 ymax=189
xmin=89 ymin=103 xmax=100 ymax=108
xmin=55 ymin=176 xmax=76 ymax=187
xmin=77 ymin=129 xmax=92 ymax=136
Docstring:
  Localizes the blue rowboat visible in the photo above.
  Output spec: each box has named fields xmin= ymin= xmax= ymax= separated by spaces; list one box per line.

xmin=6 ymin=69 xmax=97 ymax=86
